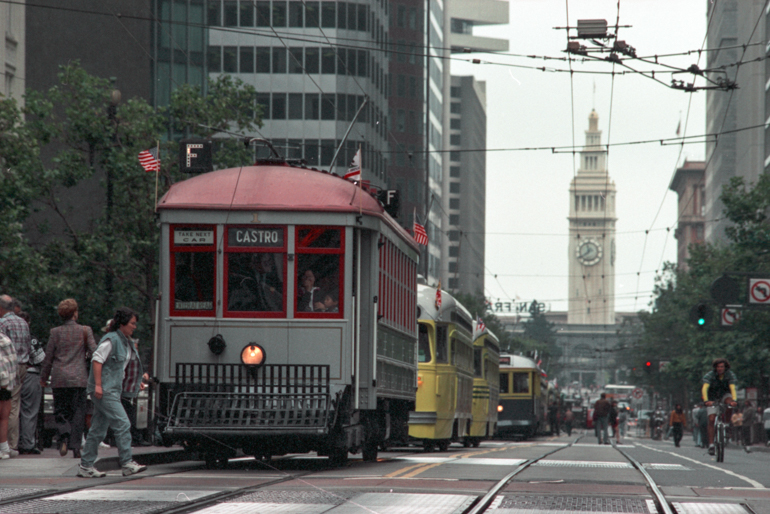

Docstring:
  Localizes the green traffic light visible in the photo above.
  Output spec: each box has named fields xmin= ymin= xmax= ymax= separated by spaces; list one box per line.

xmin=698 ymin=318 xmax=705 ymax=326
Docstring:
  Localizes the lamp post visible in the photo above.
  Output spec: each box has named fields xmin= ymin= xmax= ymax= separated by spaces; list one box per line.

xmin=105 ymin=80 xmax=121 ymax=302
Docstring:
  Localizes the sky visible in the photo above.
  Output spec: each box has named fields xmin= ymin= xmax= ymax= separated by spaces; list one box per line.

xmin=451 ymin=0 xmax=708 ymax=315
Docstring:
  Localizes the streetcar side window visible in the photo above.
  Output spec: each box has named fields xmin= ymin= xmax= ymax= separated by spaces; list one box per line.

xmin=435 ymin=325 xmax=448 ymax=363
xmin=170 ymin=226 xmax=216 ymax=316
xmin=499 ymin=372 xmax=510 ymax=394
xmin=513 ymin=372 xmax=530 ymax=393
xmin=224 ymin=226 xmax=287 ymax=318
xmin=418 ymin=324 xmax=431 ymax=362
xmin=295 ymin=226 xmax=344 ymax=317
xmin=473 ymin=348 xmax=482 ymax=377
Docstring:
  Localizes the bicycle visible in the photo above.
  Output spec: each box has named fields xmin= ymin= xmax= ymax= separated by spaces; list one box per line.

xmin=713 ymin=401 xmax=728 ymax=463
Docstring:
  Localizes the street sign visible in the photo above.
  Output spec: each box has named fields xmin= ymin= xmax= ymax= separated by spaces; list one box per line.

xmin=748 ymin=278 xmax=770 ymax=304
xmin=632 ymin=388 xmax=643 ymax=400
xmin=720 ymin=308 xmax=740 ymax=326
xmin=711 ymin=275 xmax=740 ymax=305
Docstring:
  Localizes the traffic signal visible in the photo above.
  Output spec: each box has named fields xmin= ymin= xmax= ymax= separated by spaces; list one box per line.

xmin=689 ymin=302 xmax=712 ymax=328
xmin=644 ymin=360 xmax=653 ymax=374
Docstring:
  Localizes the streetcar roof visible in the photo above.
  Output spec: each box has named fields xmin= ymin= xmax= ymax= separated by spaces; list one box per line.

xmin=499 ymin=353 xmax=541 ymax=370
xmin=416 ymin=284 xmax=473 ymax=327
xmin=158 ymin=163 xmax=418 ymax=250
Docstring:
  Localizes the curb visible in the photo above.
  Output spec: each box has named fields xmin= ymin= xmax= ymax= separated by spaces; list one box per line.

xmin=94 ymin=448 xmax=193 ymax=471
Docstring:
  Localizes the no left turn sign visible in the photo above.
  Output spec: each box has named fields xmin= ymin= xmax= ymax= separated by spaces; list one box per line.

xmin=721 ymin=308 xmax=740 ymax=326
xmin=632 ymin=388 xmax=643 ymax=400
xmin=749 ymin=279 xmax=770 ymax=304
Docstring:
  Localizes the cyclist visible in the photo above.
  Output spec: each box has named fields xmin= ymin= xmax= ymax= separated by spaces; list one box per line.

xmin=702 ymin=358 xmax=738 ymax=456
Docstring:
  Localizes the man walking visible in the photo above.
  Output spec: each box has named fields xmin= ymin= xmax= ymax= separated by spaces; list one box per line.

xmin=593 ymin=393 xmax=611 ymax=444
xmin=0 ymin=295 xmax=31 ymax=452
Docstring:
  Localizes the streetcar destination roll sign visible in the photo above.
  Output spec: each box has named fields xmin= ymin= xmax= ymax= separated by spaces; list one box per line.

xmin=174 ymin=229 xmax=214 ymax=245
xmin=228 ymin=227 xmax=284 ymax=247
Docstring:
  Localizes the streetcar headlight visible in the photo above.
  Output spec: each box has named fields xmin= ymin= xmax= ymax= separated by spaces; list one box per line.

xmin=240 ymin=343 xmax=266 ymax=367
xmin=497 ymin=405 xmax=504 ymax=413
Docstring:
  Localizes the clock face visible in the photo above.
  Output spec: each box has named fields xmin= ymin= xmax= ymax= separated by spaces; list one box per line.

xmin=577 ymin=240 xmax=603 ymax=266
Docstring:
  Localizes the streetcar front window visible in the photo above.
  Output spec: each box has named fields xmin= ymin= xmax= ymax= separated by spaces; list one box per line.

xmin=418 ymin=324 xmax=431 ymax=362
xmin=474 ymin=348 xmax=482 ymax=377
xmin=227 ymin=252 xmax=284 ymax=312
xmin=174 ymin=252 xmax=215 ymax=311
xmin=513 ymin=372 xmax=530 ymax=393
xmin=499 ymin=372 xmax=510 ymax=394
xmin=295 ymin=226 xmax=344 ymax=317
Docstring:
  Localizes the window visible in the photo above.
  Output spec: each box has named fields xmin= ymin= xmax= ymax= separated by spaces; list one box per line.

xmin=170 ymin=226 xmax=216 ymax=316
xmin=448 ymin=262 xmax=457 ymax=272
xmin=449 ymin=198 xmax=460 ymax=209
xmin=320 ymin=139 xmax=335 ymax=166
xmin=289 ymin=1 xmax=303 ymax=26
xmin=305 ymin=93 xmax=320 ymax=119
xmin=435 ymin=325 xmax=448 ymax=363
xmin=418 ymin=324 xmax=431 ymax=362
xmin=288 ymin=93 xmax=303 ymax=119
xmin=474 ymin=348 xmax=482 ymax=377
xmin=499 ymin=372 xmax=510 ymax=394
xmin=449 ymin=214 xmax=460 ymax=225
xmin=208 ymin=46 xmax=222 ymax=72
xmin=450 ymin=151 xmax=461 ymax=162
xmin=223 ymin=46 xmax=237 ymax=72
xmin=256 ymin=1 xmax=270 ymax=25
xmin=272 ymin=1 xmax=287 ymax=26
xmin=450 ymin=134 xmax=461 ymax=146
xmin=513 ymin=372 xmax=530 ymax=393
xmin=305 ymin=47 xmax=319 ymax=73
xmin=223 ymin=0 xmax=237 ymax=26
xmin=208 ymin=0 xmax=221 ymax=26
xmin=396 ymin=5 xmax=405 ymax=27
xmin=272 ymin=47 xmax=287 ymax=72
xmin=396 ymin=109 xmax=405 ymax=132
xmin=451 ymin=86 xmax=461 ymax=98
xmin=239 ymin=1 xmax=253 ymax=25
xmin=321 ymin=2 xmax=335 ymax=27
xmin=337 ymin=1 xmax=346 ymax=29
xmin=449 ymin=182 xmax=460 ymax=194
xmin=288 ymin=47 xmax=303 ymax=73
xmin=239 ymin=47 xmax=254 ymax=73
xmin=321 ymin=93 xmax=335 ymax=119
xmin=450 ymin=118 xmax=461 ymax=130
xmin=450 ymin=102 xmax=461 ymax=114
xmin=409 ymin=76 xmax=417 ymax=98
xmin=256 ymin=93 xmax=270 ymax=119
xmin=295 ymin=227 xmax=344 ymax=317
xmin=321 ymin=47 xmax=336 ymax=73
xmin=347 ymin=2 xmax=356 ymax=29
xmin=256 ymin=47 xmax=270 ymax=72
xmin=272 ymin=93 xmax=286 ymax=119
xmin=397 ymin=74 xmax=405 ymax=96
xmin=224 ymin=226 xmax=286 ymax=317
xmin=305 ymin=1 xmax=319 ymax=26
xmin=449 ymin=246 xmax=459 ymax=257
xmin=450 ymin=166 xmax=460 ymax=178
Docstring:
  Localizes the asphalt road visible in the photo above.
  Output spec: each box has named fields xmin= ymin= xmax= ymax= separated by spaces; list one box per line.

xmin=1 ymin=429 xmax=769 ymax=513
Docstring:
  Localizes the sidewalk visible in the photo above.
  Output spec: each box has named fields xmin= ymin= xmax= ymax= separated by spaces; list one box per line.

xmin=1 ymin=444 xmax=190 ymax=472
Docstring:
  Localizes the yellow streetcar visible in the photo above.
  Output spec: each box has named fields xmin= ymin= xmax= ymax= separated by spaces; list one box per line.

xmin=497 ymin=353 xmax=547 ymax=439
xmin=465 ymin=325 xmax=500 ymax=447
xmin=409 ymin=284 xmax=474 ymax=451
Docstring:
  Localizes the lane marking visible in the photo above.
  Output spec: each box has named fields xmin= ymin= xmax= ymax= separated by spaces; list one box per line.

xmin=634 ymin=442 xmax=765 ymax=489
xmin=400 ymin=462 xmax=446 ymax=478
xmin=384 ymin=462 xmax=428 ymax=478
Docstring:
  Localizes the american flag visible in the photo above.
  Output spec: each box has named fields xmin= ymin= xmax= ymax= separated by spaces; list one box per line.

xmin=413 ymin=212 xmax=428 ymax=246
xmin=476 ymin=316 xmax=486 ymax=334
xmin=344 ymin=148 xmax=361 ymax=181
xmin=138 ymin=147 xmax=160 ymax=172
xmin=435 ymin=280 xmax=442 ymax=311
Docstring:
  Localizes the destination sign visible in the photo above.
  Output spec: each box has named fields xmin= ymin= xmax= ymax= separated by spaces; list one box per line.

xmin=228 ymin=227 xmax=284 ymax=247
xmin=174 ymin=229 xmax=214 ymax=245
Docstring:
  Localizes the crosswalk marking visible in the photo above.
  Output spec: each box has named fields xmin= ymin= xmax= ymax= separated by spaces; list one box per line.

xmin=42 ymin=489 xmax=219 ymax=502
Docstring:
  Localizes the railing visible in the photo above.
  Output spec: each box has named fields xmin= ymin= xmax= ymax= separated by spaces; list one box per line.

xmin=166 ymin=363 xmax=331 ymax=434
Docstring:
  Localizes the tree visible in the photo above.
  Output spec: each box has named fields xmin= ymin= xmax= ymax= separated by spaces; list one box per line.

xmin=452 ymin=291 xmax=515 ymax=352
xmin=0 ymin=63 xmax=262 ymax=356
xmin=521 ymin=300 xmax=561 ymax=376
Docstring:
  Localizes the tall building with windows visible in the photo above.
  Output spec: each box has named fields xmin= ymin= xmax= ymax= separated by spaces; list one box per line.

xmin=669 ymin=160 xmax=705 ymax=271
xmin=443 ymin=75 xmax=486 ymax=295
xmin=1 ymin=0 xmax=25 ymax=106
xmin=441 ymin=0 xmax=508 ymax=294
xmin=567 ymin=110 xmax=616 ymax=325
xmin=207 ymin=0 xmax=391 ymax=191
xmin=704 ymin=0 xmax=765 ymax=243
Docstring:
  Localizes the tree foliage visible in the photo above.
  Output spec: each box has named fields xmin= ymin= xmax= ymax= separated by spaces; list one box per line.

xmin=634 ymin=174 xmax=770 ymax=405
xmin=0 ymin=63 xmax=261 ymax=357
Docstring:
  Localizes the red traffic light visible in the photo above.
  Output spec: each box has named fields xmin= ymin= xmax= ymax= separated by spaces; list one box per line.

xmin=645 ymin=361 xmax=652 ymax=367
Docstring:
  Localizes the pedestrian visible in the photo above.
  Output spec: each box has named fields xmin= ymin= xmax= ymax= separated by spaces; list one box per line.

xmin=696 ymin=402 xmax=708 ymax=448
xmin=17 ymin=312 xmax=45 ymax=454
xmin=0 ymin=332 xmax=19 ymax=459
xmin=669 ymin=404 xmax=686 ymax=448
xmin=548 ymin=402 xmax=560 ymax=436
xmin=0 ymin=294 xmax=31 ymax=452
xmin=731 ymin=407 xmax=744 ymax=445
xmin=78 ymin=307 xmax=146 ymax=478
xmin=563 ymin=408 xmax=574 ymax=437
xmin=618 ymin=406 xmax=628 ymax=437
xmin=742 ymin=401 xmax=756 ymax=452
xmin=39 ymin=299 xmax=96 ymax=458
xmin=593 ymin=393 xmax=611 ymax=444
xmin=609 ymin=401 xmax=620 ymax=443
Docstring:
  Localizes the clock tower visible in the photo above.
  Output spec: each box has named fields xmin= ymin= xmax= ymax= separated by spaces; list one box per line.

xmin=568 ymin=110 xmax=617 ymax=325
